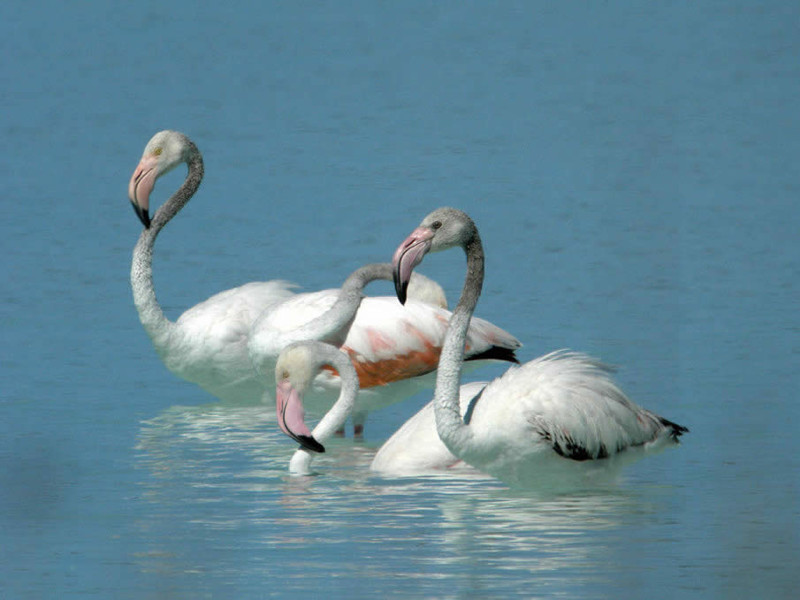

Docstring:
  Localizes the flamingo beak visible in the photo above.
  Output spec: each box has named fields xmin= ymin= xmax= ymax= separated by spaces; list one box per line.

xmin=127 ymin=154 xmax=160 ymax=229
xmin=276 ymin=379 xmax=325 ymax=453
xmin=392 ymin=226 xmax=434 ymax=305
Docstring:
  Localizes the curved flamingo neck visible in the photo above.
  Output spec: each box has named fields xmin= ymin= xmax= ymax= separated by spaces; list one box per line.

xmin=289 ymin=343 xmax=359 ymax=474
xmin=130 ymin=148 xmax=203 ymax=352
xmin=433 ymin=233 xmax=484 ymax=454
xmin=279 ymin=263 xmax=393 ymax=349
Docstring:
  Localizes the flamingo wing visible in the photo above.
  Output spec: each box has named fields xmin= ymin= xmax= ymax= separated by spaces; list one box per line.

xmin=341 ymin=298 xmax=520 ymax=388
xmin=176 ymin=281 xmax=296 ymax=342
xmin=472 ymin=351 xmax=687 ymax=461
xmin=250 ymin=288 xmax=339 ymax=336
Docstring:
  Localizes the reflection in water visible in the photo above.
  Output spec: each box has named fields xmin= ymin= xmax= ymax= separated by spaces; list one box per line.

xmin=134 ymin=403 xmax=658 ymax=596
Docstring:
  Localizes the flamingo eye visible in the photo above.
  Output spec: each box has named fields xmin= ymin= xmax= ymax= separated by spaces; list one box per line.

xmin=431 ymin=220 xmax=442 ymax=230
xmin=152 ymin=147 xmax=163 ymax=156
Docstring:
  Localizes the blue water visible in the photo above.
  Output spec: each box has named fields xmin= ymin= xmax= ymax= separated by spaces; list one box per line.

xmin=2 ymin=1 xmax=799 ymax=597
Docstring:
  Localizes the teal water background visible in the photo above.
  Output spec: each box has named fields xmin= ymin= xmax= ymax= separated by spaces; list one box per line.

xmin=2 ymin=2 xmax=799 ymax=597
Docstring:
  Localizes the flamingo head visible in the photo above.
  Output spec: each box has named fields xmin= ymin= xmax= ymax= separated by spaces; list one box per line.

xmin=392 ymin=207 xmax=476 ymax=304
xmin=128 ymin=130 xmax=191 ymax=228
xmin=274 ymin=344 xmax=326 ymax=454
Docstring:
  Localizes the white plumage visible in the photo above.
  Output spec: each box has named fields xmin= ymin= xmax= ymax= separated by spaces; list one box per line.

xmin=371 ymin=381 xmax=487 ymax=474
xmin=129 ymin=132 xmax=520 ymax=420
xmin=128 ymin=130 xmax=296 ymax=403
xmin=248 ymin=274 xmax=521 ymax=429
xmin=389 ymin=207 xmax=688 ymax=487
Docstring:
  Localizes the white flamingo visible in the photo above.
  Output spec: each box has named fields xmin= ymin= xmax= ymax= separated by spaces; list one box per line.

xmin=128 ymin=131 xmax=520 ymax=413
xmin=387 ymin=207 xmax=688 ymax=486
xmin=128 ymin=130 xmax=296 ymax=402
xmin=274 ymin=341 xmax=359 ymax=472
xmin=273 ymin=343 xmax=688 ymax=482
xmin=275 ymin=340 xmax=480 ymax=475
xmin=249 ymin=261 xmax=522 ymax=435
xmin=275 ymin=341 xmax=670 ymax=481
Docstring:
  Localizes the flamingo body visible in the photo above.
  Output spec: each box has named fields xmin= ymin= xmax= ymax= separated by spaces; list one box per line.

xmin=450 ymin=351 xmax=686 ymax=485
xmin=371 ymin=381 xmax=487 ymax=474
xmin=249 ymin=283 xmax=521 ymax=422
xmin=159 ymin=281 xmax=297 ymax=401
xmin=256 ymin=291 xmax=516 ymax=388
xmin=391 ymin=207 xmax=688 ymax=487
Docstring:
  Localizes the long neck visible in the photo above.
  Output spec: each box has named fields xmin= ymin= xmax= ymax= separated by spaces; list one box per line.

xmin=282 ymin=263 xmax=393 ymax=348
xmin=288 ymin=344 xmax=360 ymax=474
xmin=433 ymin=233 xmax=484 ymax=454
xmin=130 ymin=149 xmax=203 ymax=351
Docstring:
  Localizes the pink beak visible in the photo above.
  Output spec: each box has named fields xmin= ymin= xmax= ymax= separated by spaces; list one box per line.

xmin=276 ymin=379 xmax=325 ymax=453
xmin=392 ymin=226 xmax=434 ymax=304
xmin=127 ymin=154 xmax=160 ymax=228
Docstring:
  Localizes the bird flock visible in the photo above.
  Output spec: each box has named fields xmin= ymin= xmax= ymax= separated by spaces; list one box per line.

xmin=127 ymin=130 xmax=687 ymax=489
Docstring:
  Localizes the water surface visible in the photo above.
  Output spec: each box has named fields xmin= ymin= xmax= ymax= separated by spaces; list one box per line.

xmin=2 ymin=2 xmax=799 ymax=598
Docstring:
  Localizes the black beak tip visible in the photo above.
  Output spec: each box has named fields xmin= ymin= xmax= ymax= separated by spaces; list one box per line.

xmin=296 ymin=434 xmax=326 ymax=454
xmin=393 ymin=273 xmax=408 ymax=305
xmin=130 ymin=201 xmax=151 ymax=229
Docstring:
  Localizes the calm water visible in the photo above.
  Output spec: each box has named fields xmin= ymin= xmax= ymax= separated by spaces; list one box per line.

xmin=2 ymin=1 xmax=799 ymax=598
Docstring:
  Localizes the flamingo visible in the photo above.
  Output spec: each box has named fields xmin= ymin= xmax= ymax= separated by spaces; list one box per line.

xmin=274 ymin=341 xmax=359 ymax=473
xmin=128 ymin=131 xmax=520 ymax=414
xmin=249 ymin=261 xmax=522 ymax=435
xmin=388 ymin=207 xmax=688 ymax=486
xmin=274 ymin=344 xmax=688 ymax=481
xmin=272 ymin=339 xmax=471 ymax=474
xmin=129 ymin=130 xmax=296 ymax=402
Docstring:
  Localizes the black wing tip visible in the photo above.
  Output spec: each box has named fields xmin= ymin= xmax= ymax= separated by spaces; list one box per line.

xmin=660 ymin=417 xmax=689 ymax=441
xmin=465 ymin=346 xmax=520 ymax=364
xmin=295 ymin=434 xmax=326 ymax=454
